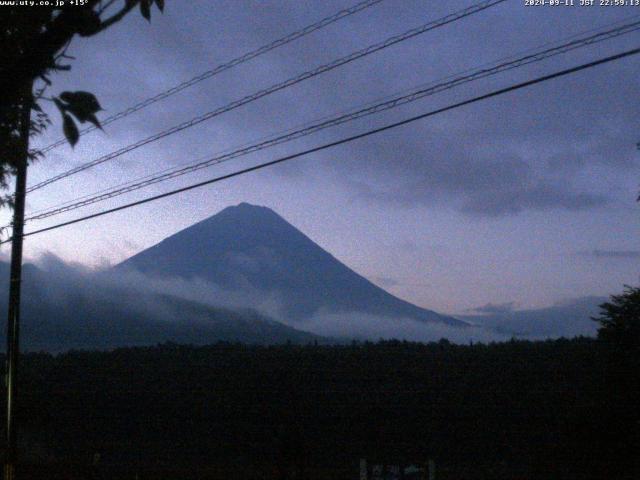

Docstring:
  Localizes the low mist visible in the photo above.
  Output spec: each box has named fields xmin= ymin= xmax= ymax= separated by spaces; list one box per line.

xmin=296 ymin=309 xmax=510 ymax=343
xmin=0 ymin=253 xmax=600 ymax=351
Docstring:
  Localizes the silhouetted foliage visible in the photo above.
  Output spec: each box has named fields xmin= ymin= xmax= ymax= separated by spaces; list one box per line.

xmin=1 ymin=338 xmax=637 ymax=479
xmin=593 ymin=286 xmax=640 ymax=479
xmin=593 ymin=285 xmax=640 ymax=351
xmin=0 ymin=0 xmax=165 ymax=204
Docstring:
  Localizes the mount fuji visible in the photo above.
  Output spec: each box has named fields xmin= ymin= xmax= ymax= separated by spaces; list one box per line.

xmin=118 ymin=203 xmax=465 ymax=328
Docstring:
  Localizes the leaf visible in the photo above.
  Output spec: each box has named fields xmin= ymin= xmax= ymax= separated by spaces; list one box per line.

xmin=140 ymin=0 xmax=151 ymax=21
xmin=75 ymin=9 xmax=102 ymax=37
xmin=85 ymin=113 xmax=103 ymax=130
xmin=62 ymin=113 xmax=79 ymax=147
xmin=53 ymin=97 xmax=66 ymax=113
xmin=155 ymin=0 xmax=164 ymax=11
xmin=59 ymin=91 xmax=102 ymax=124
xmin=59 ymin=91 xmax=102 ymax=112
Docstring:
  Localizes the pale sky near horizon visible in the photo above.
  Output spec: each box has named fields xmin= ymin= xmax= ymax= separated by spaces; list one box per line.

xmin=5 ymin=0 xmax=640 ymax=315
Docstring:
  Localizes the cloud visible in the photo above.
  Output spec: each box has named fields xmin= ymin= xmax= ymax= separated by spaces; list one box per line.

xmin=108 ymin=265 xmax=285 ymax=320
xmin=588 ymin=249 xmax=640 ymax=259
xmin=459 ymin=185 xmax=607 ymax=216
xmin=20 ymin=254 xmax=505 ymax=347
xmin=343 ymin=127 xmax=613 ymax=217
xmin=7 ymin=254 xmax=607 ymax=349
xmin=461 ymin=296 xmax=604 ymax=340
xmin=467 ymin=302 xmax=516 ymax=315
xmin=296 ymin=310 xmax=508 ymax=344
xmin=1 ymin=254 xmax=309 ymax=351
xmin=34 ymin=0 xmax=640 ymax=224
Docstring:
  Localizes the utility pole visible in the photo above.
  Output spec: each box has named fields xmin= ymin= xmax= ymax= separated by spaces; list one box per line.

xmin=4 ymin=83 xmax=32 ymax=480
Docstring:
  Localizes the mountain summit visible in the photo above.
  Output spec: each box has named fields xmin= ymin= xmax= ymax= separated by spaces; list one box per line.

xmin=118 ymin=203 xmax=464 ymax=327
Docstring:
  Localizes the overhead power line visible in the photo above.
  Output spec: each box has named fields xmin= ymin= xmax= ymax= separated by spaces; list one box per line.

xmin=38 ymin=0 xmax=387 ymax=154
xmin=26 ymin=13 xmax=640 ymax=219
xmin=24 ymin=19 xmax=640 ymax=222
xmin=6 ymin=46 xmax=638 ymax=245
xmin=26 ymin=0 xmax=507 ymax=194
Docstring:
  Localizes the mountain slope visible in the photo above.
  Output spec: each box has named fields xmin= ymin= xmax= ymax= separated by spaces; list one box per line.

xmin=0 ymin=261 xmax=323 ymax=352
xmin=118 ymin=203 xmax=464 ymax=326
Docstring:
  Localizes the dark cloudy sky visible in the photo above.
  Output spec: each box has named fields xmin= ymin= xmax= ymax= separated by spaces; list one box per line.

xmin=8 ymin=0 xmax=640 ymax=315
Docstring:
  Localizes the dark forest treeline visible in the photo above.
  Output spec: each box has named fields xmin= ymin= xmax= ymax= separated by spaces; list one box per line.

xmin=1 ymin=337 xmax=638 ymax=479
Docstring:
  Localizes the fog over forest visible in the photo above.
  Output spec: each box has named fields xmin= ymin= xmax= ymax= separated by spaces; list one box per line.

xmin=0 ymin=253 xmax=603 ymax=352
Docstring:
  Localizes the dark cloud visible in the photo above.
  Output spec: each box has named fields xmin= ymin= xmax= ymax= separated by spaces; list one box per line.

xmin=31 ymin=0 xmax=639 ymax=219
xmin=292 ymin=4 xmax=640 ymax=217
xmin=342 ymin=133 xmax=610 ymax=216
xmin=459 ymin=184 xmax=607 ymax=216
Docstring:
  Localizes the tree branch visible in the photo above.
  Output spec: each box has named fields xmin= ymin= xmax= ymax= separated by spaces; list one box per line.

xmin=96 ymin=1 xmax=138 ymax=33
